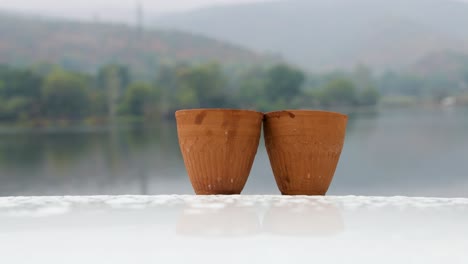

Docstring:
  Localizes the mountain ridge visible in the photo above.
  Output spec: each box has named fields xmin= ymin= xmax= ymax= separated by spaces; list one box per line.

xmin=154 ymin=0 xmax=468 ymax=70
xmin=0 ymin=11 xmax=273 ymax=74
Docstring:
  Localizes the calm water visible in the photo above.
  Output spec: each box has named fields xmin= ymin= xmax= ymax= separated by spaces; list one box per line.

xmin=0 ymin=107 xmax=467 ymax=197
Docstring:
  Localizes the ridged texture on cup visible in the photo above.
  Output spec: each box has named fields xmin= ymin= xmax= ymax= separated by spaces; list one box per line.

xmin=264 ymin=110 xmax=347 ymax=195
xmin=176 ymin=109 xmax=263 ymax=195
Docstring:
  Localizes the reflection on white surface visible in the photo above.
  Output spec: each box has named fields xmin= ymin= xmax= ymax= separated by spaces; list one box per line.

xmin=177 ymin=198 xmax=261 ymax=237
xmin=263 ymin=198 xmax=344 ymax=237
xmin=0 ymin=195 xmax=467 ymax=264
xmin=176 ymin=197 xmax=344 ymax=237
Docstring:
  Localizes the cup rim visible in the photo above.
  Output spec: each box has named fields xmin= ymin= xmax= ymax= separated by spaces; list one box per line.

xmin=175 ymin=108 xmax=264 ymax=116
xmin=265 ymin=109 xmax=347 ymax=119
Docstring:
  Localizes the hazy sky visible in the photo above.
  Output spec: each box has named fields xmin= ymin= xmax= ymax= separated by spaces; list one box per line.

xmin=0 ymin=0 xmax=268 ymax=13
xmin=1 ymin=0 xmax=466 ymax=21
xmin=2 ymin=0 xmax=467 ymax=12
xmin=0 ymin=0 xmax=272 ymax=21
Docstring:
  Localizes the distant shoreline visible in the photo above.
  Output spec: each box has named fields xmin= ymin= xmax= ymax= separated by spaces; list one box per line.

xmin=1 ymin=104 xmax=467 ymax=130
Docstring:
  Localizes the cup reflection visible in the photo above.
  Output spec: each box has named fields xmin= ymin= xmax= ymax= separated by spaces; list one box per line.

xmin=263 ymin=198 xmax=344 ymax=237
xmin=176 ymin=198 xmax=261 ymax=237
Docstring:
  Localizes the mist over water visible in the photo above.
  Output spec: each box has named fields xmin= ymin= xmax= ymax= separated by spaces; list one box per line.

xmin=1 ymin=107 xmax=467 ymax=197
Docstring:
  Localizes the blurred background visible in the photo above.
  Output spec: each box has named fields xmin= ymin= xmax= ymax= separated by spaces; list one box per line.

xmin=0 ymin=0 xmax=467 ymax=197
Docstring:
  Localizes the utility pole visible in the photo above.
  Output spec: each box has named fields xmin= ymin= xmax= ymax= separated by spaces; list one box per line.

xmin=136 ymin=1 xmax=143 ymax=41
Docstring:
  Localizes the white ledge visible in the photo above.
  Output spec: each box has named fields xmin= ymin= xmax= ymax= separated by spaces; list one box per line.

xmin=0 ymin=195 xmax=467 ymax=264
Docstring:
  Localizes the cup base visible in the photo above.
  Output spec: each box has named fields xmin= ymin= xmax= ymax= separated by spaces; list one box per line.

xmin=194 ymin=191 xmax=242 ymax=195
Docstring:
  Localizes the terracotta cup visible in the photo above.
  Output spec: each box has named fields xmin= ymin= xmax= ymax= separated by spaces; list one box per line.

xmin=264 ymin=110 xmax=347 ymax=195
xmin=175 ymin=109 xmax=263 ymax=195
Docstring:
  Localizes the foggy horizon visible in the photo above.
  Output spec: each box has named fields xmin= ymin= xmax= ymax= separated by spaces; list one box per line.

xmin=0 ymin=0 xmax=270 ymax=17
xmin=2 ymin=0 xmax=468 ymax=23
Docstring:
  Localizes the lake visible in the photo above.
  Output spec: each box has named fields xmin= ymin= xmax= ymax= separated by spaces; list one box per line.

xmin=0 ymin=107 xmax=467 ymax=197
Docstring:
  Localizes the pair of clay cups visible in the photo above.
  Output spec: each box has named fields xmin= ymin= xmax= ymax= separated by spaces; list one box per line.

xmin=175 ymin=109 xmax=347 ymax=195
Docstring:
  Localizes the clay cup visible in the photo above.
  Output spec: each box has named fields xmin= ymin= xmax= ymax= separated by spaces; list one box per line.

xmin=176 ymin=109 xmax=263 ymax=195
xmin=264 ymin=110 xmax=347 ymax=195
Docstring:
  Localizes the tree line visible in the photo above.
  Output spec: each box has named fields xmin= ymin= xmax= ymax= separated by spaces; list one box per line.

xmin=0 ymin=62 xmax=383 ymax=124
xmin=0 ymin=62 xmax=382 ymax=124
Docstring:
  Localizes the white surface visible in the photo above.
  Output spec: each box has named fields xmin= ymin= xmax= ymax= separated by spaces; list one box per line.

xmin=0 ymin=195 xmax=467 ymax=264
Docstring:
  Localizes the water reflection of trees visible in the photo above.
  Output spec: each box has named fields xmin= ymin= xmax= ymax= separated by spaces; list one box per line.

xmin=0 ymin=123 xmax=180 ymax=163
xmin=0 ymin=122 xmax=185 ymax=195
xmin=0 ymin=111 xmax=380 ymax=195
xmin=0 ymin=133 xmax=45 ymax=168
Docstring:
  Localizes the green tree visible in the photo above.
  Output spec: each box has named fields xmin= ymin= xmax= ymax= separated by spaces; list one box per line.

xmin=236 ymin=67 xmax=267 ymax=109
xmin=265 ymin=64 xmax=305 ymax=103
xmin=0 ymin=65 xmax=42 ymax=99
xmin=0 ymin=65 xmax=43 ymax=121
xmin=155 ymin=63 xmax=190 ymax=115
xmin=88 ymin=90 xmax=108 ymax=118
xmin=359 ymin=85 xmax=380 ymax=106
xmin=0 ymin=97 xmax=31 ymax=121
xmin=97 ymin=65 xmax=131 ymax=121
xmin=97 ymin=65 xmax=131 ymax=93
xmin=176 ymin=63 xmax=227 ymax=108
xmin=320 ymin=78 xmax=358 ymax=106
xmin=30 ymin=62 xmax=60 ymax=77
xmin=41 ymin=69 xmax=90 ymax=120
xmin=121 ymin=82 xmax=160 ymax=117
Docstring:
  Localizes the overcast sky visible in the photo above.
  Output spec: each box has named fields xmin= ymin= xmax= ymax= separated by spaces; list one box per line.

xmin=0 ymin=0 xmax=272 ymax=21
xmin=1 ymin=0 xmax=466 ymax=21
xmin=2 ymin=0 xmax=467 ymax=12
xmin=0 ymin=0 xmax=268 ymax=13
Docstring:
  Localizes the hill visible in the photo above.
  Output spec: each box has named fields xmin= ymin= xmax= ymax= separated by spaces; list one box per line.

xmin=155 ymin=0 xmax=468 ymax=71
xmin=0 ymin=11 xmax=271 ymax=74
